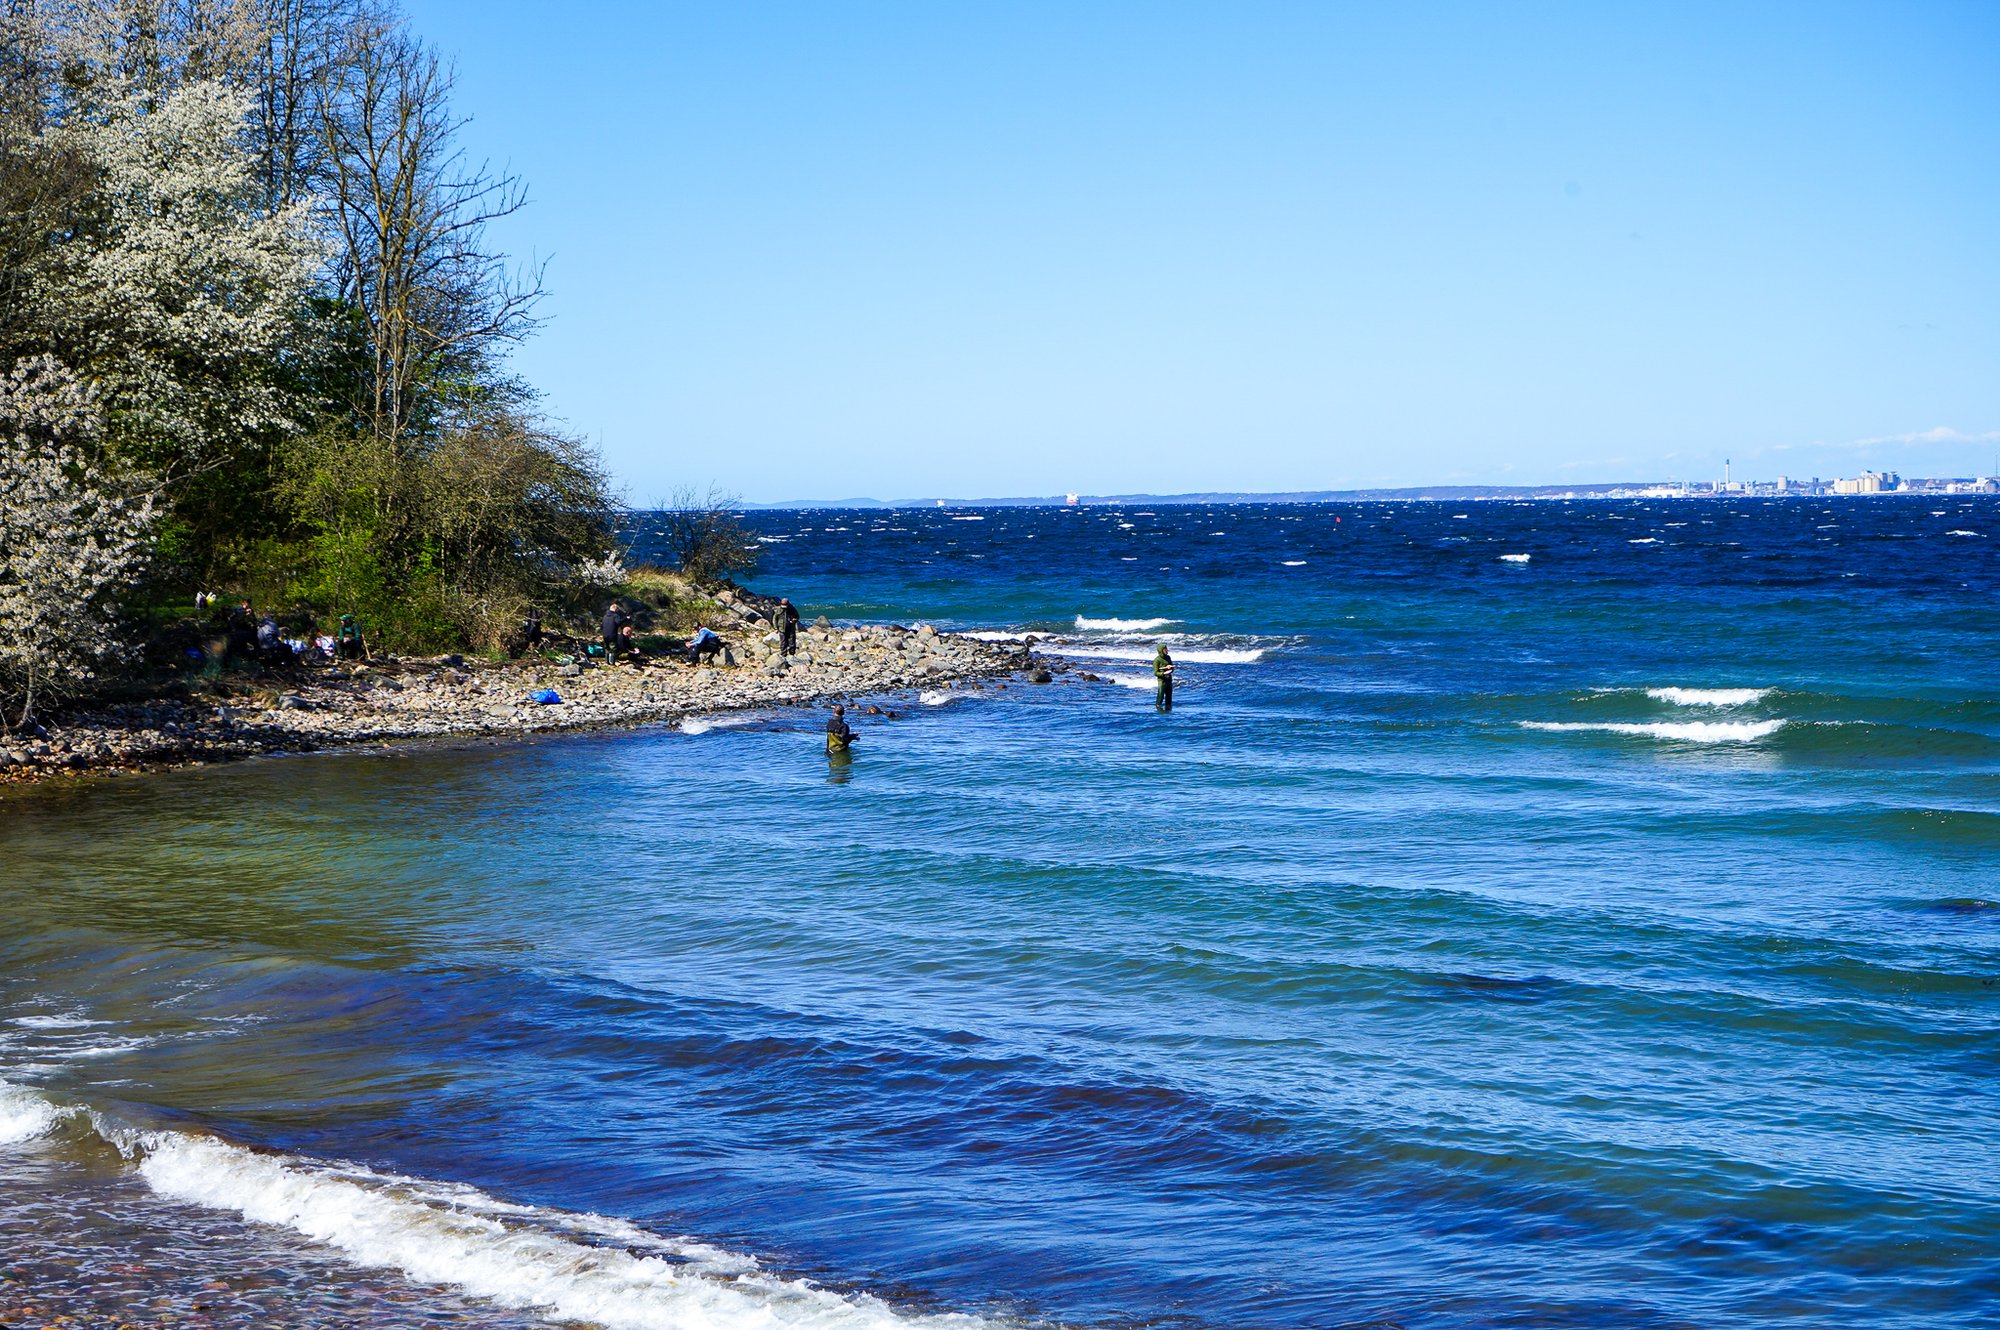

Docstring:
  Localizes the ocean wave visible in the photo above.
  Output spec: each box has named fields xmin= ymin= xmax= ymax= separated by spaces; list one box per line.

xmin=1075 ymin=616 xmax=1179 ymax=631
xmin=1521 ymin=720 xmax=1786 ymax=743
xmin=0 ymin=1080 xmax=60 ymax=1144
xmin=678 ymin=714 xmax=759 ymax=737
xmin=0 ymin=1079 xmax=999 ymax=1330
xmin=1946 ymin=530 xmax=1981 ymax=537
xmin=1103 ymin=674 xmax=1160 ymax=691
xmin=1279 ymin=560 xmax=1307 ymax=566
xmin=1061 ymin=645 xmax=1266 ymax=664
xmin=1499 ymin=553 xmax=1531 ymax=563
xmin=919 ymin=690 xmax=956 ymax=706
xmin=1645 ymin=687 xmax=1773 ymax=707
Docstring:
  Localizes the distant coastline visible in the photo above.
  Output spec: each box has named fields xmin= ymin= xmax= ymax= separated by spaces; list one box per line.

xmin=748 ymin=476 xmax=2000 ymax=509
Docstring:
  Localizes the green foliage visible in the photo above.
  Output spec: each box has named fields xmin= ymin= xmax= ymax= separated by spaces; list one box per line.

xmin=0 ymin=1 xmax=627 ymax=680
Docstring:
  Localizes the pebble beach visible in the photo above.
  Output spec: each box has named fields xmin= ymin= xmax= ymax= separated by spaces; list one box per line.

xmin=0 ymin=618 xmax=1034 ymax=789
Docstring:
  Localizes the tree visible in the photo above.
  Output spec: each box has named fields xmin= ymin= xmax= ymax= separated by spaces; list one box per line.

xmin=0 ymin=356 xmax=157 ymax=730
xmin=658 ymin=485 xmax=758 ymax=585
xmin=21 ymin=76 xmax=321 ymax=479
xmin=313 ymin=18 xmax=541 ymax=444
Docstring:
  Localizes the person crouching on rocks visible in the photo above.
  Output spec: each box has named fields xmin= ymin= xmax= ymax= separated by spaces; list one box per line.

xmin=826 ymin=704 xmax=858 ymax=754
xmin=618 ymin=622 xmax=642 ymax=665
xmin=685 ymin=623 xmax=723 ymax=665
xmin=335 ymin=614 xmax=369 ymax=662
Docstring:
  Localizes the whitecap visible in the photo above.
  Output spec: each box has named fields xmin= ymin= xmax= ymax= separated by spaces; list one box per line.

xmin=1499 ymin=553 xmax=1531 ymax=563
xmin=0 ymin=1080 xmax=59 ymax=1144
xmin=918 ymin=691 xmax=954 ymax=706
xmin=678 ymin=714 xmax=758 ymax=737
xmin=1521 ymin=720 xmax=1785 ymax=743
xmin=1104 ymin=674 xmax=1159 ymax=690
xmin=1063 ymin=645 xmax=1266 ymax=664
xmin=961 ymin=630 xmax=1028 ymax=642
xmin=125 ymin=1130 xmax=991 ymax=1330
xmin=10 ymin=1014 xmax=102 ymax=1029
xmin=1075 ymin=616 xmax=1179 ymax=631
xmin=1646 ymin=687 xmax=1772 ymax=707
xmin=950 ymin=515 xmax=985 ymax=522
xmin=1280 ymin=560 xmax=1307 ymax=566
xmin=1947 ymin=530 xmax=1981 ymax=537
xmin=1628 ymin=537 xmax=1660 ymax=544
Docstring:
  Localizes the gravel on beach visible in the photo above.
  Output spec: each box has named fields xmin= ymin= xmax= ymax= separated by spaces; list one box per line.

xmin=0 ymin=622 xmax=1035 ymax=789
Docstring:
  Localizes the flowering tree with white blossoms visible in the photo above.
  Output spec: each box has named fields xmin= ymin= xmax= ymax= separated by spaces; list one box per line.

xmin=0 ymin=357 xmax=158 ymax=730
xmin=29 ymin=77 xmax=321 ymax=478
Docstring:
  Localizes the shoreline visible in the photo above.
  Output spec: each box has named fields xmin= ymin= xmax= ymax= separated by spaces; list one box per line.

xmin=0 ymin=621 xmax=1040 ymax=792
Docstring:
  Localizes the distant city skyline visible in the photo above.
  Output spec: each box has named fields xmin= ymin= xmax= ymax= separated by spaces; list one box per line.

xmin=407 ymin=0 xmax=2000 ymax=502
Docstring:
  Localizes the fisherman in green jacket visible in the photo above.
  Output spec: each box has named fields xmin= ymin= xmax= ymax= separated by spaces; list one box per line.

xmin=1153 ymin=644 xmax=1175 ymax=712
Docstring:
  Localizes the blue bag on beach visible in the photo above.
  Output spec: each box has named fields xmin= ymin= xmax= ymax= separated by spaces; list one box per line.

xmin=531 ymin=689 xmax=562 ymax=705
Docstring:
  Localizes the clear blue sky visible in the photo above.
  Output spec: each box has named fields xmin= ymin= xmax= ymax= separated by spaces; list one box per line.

xmin=404 ymin=0 xmax=1999 ymax=501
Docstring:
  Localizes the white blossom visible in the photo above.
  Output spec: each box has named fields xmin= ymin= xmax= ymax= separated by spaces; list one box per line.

xmin=574 ymin=552 xmax=628 ymax=590
xmin=0 ymin=357 xmax=158 ymax=729
xmin=30 ymin=78 xmax=322 ymax=474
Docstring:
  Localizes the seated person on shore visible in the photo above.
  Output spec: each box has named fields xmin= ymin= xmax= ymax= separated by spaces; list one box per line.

xmin=825 ymin=704 xmax=858 ymax=754
xmin=685 ymin=623 xmax=724 ymax=664
xmin=256 ymin=615 xmax=293 ymax=665
xmin=618 ymin=623 xmax=643 ymax=665
xmin=335 ymin=613 xmax=369 ymax=661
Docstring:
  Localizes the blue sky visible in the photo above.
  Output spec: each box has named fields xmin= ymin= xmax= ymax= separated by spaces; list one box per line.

xmin=405 ymin=1 xmax=1999 ymax=501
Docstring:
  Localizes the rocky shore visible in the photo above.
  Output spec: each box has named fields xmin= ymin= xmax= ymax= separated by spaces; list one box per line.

xmin=0 ymin=618 xmax=1041 ymax=789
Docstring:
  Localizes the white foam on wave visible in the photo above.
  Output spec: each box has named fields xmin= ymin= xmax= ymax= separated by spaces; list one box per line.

xmin=918 ymin=690 xmax=955 ymax=706
xmin=1280 ymin=560 xmax=1307 ymax=566
xmin=1628 ymin=537 xmax=1661 ymax=545
xmin=1646 ymin=687 xmax=1772 ymax=707
xmin=0 ymin=1080 xmax=60 ymax=1144
xmin=1499 ymin=553 xmax=1531 ymax=563
xmin=1075 ymin=616 xmax=1178 ymax=631
xmin=1103 ymin=674 xmax=1159 ymax=691
xmin=960 ymin=630 xmax=1029 ymax=642
xmin=678 ymin=714 xmax=759 ymax=737
xmin=1947 ymin=530 xmax=1981 ymax=537
xmin=1062 ymin=645 xmax=1266 ymax=664
xmin=113 ymin=1128 xmax=997 ymax=1330
xmin=10 ymin=1014 xmax=102 ymax=1029
xmin=1522 ymin=720 xmax=1786 ymax=743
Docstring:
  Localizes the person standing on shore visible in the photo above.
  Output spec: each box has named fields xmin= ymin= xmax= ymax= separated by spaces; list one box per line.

xmin=773 ymin=597 xmax=801 ymax=656
xmin=826 ymin=704 xmax=857 ymax=754
xmin=601 ymin=602 xmax=628 ymax=663
xmin=1153 ymin=644 xmax=1175 ymax=712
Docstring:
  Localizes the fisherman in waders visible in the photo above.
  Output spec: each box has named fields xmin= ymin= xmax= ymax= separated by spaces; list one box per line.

xmin=826 ymin=704 xmax=858 ymax=754
xmin=773 ymin=596 xmax=801 ymax=656
xmin=1153 ymin=644 xmax=1175 ymax=712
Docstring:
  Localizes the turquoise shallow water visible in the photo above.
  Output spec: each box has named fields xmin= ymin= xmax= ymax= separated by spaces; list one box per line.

xmin=3 ymin=498 xmax=1999 ymax=1328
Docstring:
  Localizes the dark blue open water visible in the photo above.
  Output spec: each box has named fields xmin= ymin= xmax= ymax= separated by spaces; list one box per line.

xmin=4 ymin=498 xmax=1998 ymax=1329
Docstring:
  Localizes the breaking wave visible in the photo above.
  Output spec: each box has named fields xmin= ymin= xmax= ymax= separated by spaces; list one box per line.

xmin=1521 ymin=720 xmax=1787 ymax=743
xmin=1645 ymin=687 xmax=1773 ymax=707
xmin=0 ymin=1080 xmax=998 ymax=1330
xmin=1062 ymin=645 xmax=1266 ymax=664
xmin=1075 ymin=616 xmax=1179 ymax=631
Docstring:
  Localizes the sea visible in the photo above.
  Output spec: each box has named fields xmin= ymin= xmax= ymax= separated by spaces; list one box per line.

xmin=3 ymin=498 xmax=1998 ymax=1329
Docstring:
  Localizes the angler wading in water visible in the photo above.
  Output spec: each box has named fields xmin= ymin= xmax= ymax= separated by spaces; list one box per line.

xmin=1154 ymin=644 xmax=1175 ymax=711
xmin=826 ymin=704 xmax=858 ymax=754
